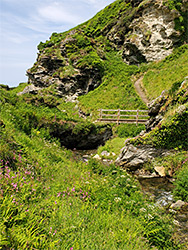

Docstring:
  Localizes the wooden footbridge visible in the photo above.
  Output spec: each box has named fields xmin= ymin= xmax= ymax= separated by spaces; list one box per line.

xmin=97 ymin=109 xmax=149 ymax=125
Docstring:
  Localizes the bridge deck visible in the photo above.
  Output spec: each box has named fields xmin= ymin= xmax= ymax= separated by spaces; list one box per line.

xmin=97 ymin=118 xmax=148 ymax=124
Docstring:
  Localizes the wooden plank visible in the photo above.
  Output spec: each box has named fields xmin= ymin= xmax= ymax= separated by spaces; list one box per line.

xmin=120 ymin=114 xmax=137 ymax=117
xmin=102 ymin=114 xmax=119 ymax=117
xmin=101 ymin=114 xmax=148 ymax=118
xmin=97 ymin=118 xmax=148 ymax=122
xmin=97 ymin=108 xmax=149 ymax=125
xmin=98 ymin=109 xmax=119 ymax=112
xmin=98 ymin=109 xmax=148 ymax=112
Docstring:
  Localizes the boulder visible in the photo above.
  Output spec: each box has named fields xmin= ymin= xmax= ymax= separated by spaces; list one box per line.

xmin=154 ymin=166 xmax=166 ymax=177
xmin=17 ymin=84 xmax=42 ymax=95
xmin=116 ymin=144 xmax=171 ymax=171
xmin=93 ymin=154 xmax=101 ymax=160
xmin=170 ymin=200 xmax=188 ymax=210
xmin=101 ymin=151 xmax=110 ymax=157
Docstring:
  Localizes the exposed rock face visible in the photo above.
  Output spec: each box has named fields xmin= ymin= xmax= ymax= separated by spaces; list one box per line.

xmin=116 ymin=144 xmax=171 ymax=171
xmin=22 ymin=0 xmax=185 ymax=99
xmin=26 ymin=55 xmax=101 ymax=100
xmin=17 ymin=84 xmax=42 ymax=95
xmin=47 ymin=123 xmax=112 ymax=150
xmin=122 ymin=2 xmax=180 ymax=64
xmin=170 ymin=200 xmax=188 ymax=210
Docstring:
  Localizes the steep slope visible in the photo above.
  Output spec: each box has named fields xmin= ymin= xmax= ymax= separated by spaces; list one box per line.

xmin=21 ymin=0 xmax=187 ymax=103
xmin=141 ymin=44 xmax=188 ymax=99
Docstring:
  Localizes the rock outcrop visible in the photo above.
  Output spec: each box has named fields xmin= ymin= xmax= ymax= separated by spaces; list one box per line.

xmin=44 ymin=122 xmax=112 ymax=150
xmin=122 ymin=1 xmax=181 ymax=64
xmin=116 ymin=144 xmax=171 ymax=171
xmin=26 ymin=54 xmax=102 ymax=101
xmin=146 ymin=76 xmax=188 ymax=132
xmin=20 ymin=0 xmax=187 ymax=99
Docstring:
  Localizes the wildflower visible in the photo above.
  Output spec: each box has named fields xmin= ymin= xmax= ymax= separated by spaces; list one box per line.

xmin=12 ymin=183 xmax=17 ymax=189
xmin=114 ymin=197 xmax=121 ymax=202
xmin=57 ymin=192 xmax=61 ymax=197
xmin=55 ymin=201 xmax=57 ymax=204
xmin=70 ymin=247 xmax=73 ymax=250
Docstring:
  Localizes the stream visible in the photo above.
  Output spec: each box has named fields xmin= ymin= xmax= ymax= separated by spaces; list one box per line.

xmin=73 ymin=149 xmax=188 ymax=246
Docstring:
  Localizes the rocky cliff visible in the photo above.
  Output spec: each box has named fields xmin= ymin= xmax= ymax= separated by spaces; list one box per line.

xmin=21 ymin=0 xmax=187 ymax=100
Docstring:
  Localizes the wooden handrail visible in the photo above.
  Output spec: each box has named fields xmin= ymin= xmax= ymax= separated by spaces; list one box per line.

xmin=97 ymin=108 xmax=149 ymax=125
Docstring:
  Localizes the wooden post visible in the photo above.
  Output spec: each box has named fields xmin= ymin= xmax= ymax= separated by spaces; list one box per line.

xmin=117 ymin=109 xmax=120 ymax=125
xmin=100 ymin=109 xmax=102 ymax=120
xmin=136 ymin=109 xmax=139 ymax=126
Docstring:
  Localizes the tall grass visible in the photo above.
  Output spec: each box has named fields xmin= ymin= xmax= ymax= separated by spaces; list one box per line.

xmin=0 ymin=88 xmax=183 ymax=249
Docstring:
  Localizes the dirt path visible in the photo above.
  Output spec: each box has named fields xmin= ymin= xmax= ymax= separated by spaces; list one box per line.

xmin=134 ymin=76 xmax=149 ymax=106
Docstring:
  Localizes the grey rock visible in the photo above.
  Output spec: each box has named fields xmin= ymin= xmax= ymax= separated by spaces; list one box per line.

xmin=93 ymin=154 xmax=101 ymax=160
xmin=101 ymin=151 xmax=110 ymax=157
xmin=17 ymin=84 xmax=42 ymax=95
xmin=170 ymin=200 xmax=188 ymax=210
xmin=116 ymin=144 xmax=171 ymax=171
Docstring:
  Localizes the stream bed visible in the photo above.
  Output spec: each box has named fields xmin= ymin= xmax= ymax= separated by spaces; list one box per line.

xmin=139 ymin=176 xmax=188 ymax=246
xmin=73 ymin=149 xmax=188 ymax=246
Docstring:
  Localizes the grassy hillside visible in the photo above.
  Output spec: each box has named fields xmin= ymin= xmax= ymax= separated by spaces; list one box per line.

xmin=141 ymin=45 xmax=188 ymax=99
xmin=1 ymin=0 xmax=188 ymax=249
xmin=1 ymin=87 xmax=185 ymax=249
xmin=79 ymin=52 xmax=146 ymax=115
xmin=27 ymin=0 xmax=188 ymax=114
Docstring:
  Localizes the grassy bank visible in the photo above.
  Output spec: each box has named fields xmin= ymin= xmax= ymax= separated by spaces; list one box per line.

xmin=0 ymin=88 xmax=184 ymax=249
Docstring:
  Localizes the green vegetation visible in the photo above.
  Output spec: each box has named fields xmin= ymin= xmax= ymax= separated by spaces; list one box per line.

xmin=174 ymin=159 xmax=188 ymax=202
xmin=82 ymin=0 xmax=132 ymax=37
xmin=115 ymin=123 xmax=145 ymax=138
xmin=142 ymin=45 xmax=188 ymax=99
xmin=131 ymin=82 xmax=188 ymax=150
xmin=79 ymin=52 xmax=146 ymax=115
xmin=1 ymin=86 xmax=184 ymax=249
xmin=1 ymin=0 xmax=188 ymax=249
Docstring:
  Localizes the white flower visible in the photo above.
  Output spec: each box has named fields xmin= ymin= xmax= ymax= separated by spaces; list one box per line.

xmin=114 ymin=197 xmax=122 ymax=202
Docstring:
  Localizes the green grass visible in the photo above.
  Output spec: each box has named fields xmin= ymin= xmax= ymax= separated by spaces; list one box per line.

xmin=0 ymin=87 xmax=184 ymax=249
xmin=79 ymin=52 xmax=147 ymax=116
xmin=142 ymin=45 xmax=188 ymax=99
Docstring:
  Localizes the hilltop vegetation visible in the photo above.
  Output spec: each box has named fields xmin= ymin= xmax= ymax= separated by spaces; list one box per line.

xmin=25 ymin=0 xmax=188 ymax=109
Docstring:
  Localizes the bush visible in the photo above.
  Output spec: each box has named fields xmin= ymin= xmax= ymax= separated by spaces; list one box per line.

xmin=116 ymin=124 xmax=145 ymax=138
xmin=173 ymin=160 xmax=188 ymax=202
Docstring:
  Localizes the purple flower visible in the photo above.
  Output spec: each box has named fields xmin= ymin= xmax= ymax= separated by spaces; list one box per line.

xmin=12 ymin=183 xmax=17 ymax=189
xmin=57 ymin=192 xmax=61 ymax=197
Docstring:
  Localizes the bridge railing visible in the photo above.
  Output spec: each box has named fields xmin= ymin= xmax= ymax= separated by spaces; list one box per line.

xmin=97 ymin=109 xmax=149 ymax=125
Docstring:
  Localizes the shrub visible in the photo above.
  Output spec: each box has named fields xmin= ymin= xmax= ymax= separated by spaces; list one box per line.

xmin=116 ymin=124 xmax=145 ymax=138
xmin=173 ymin=159 xmax=188 ymax=202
